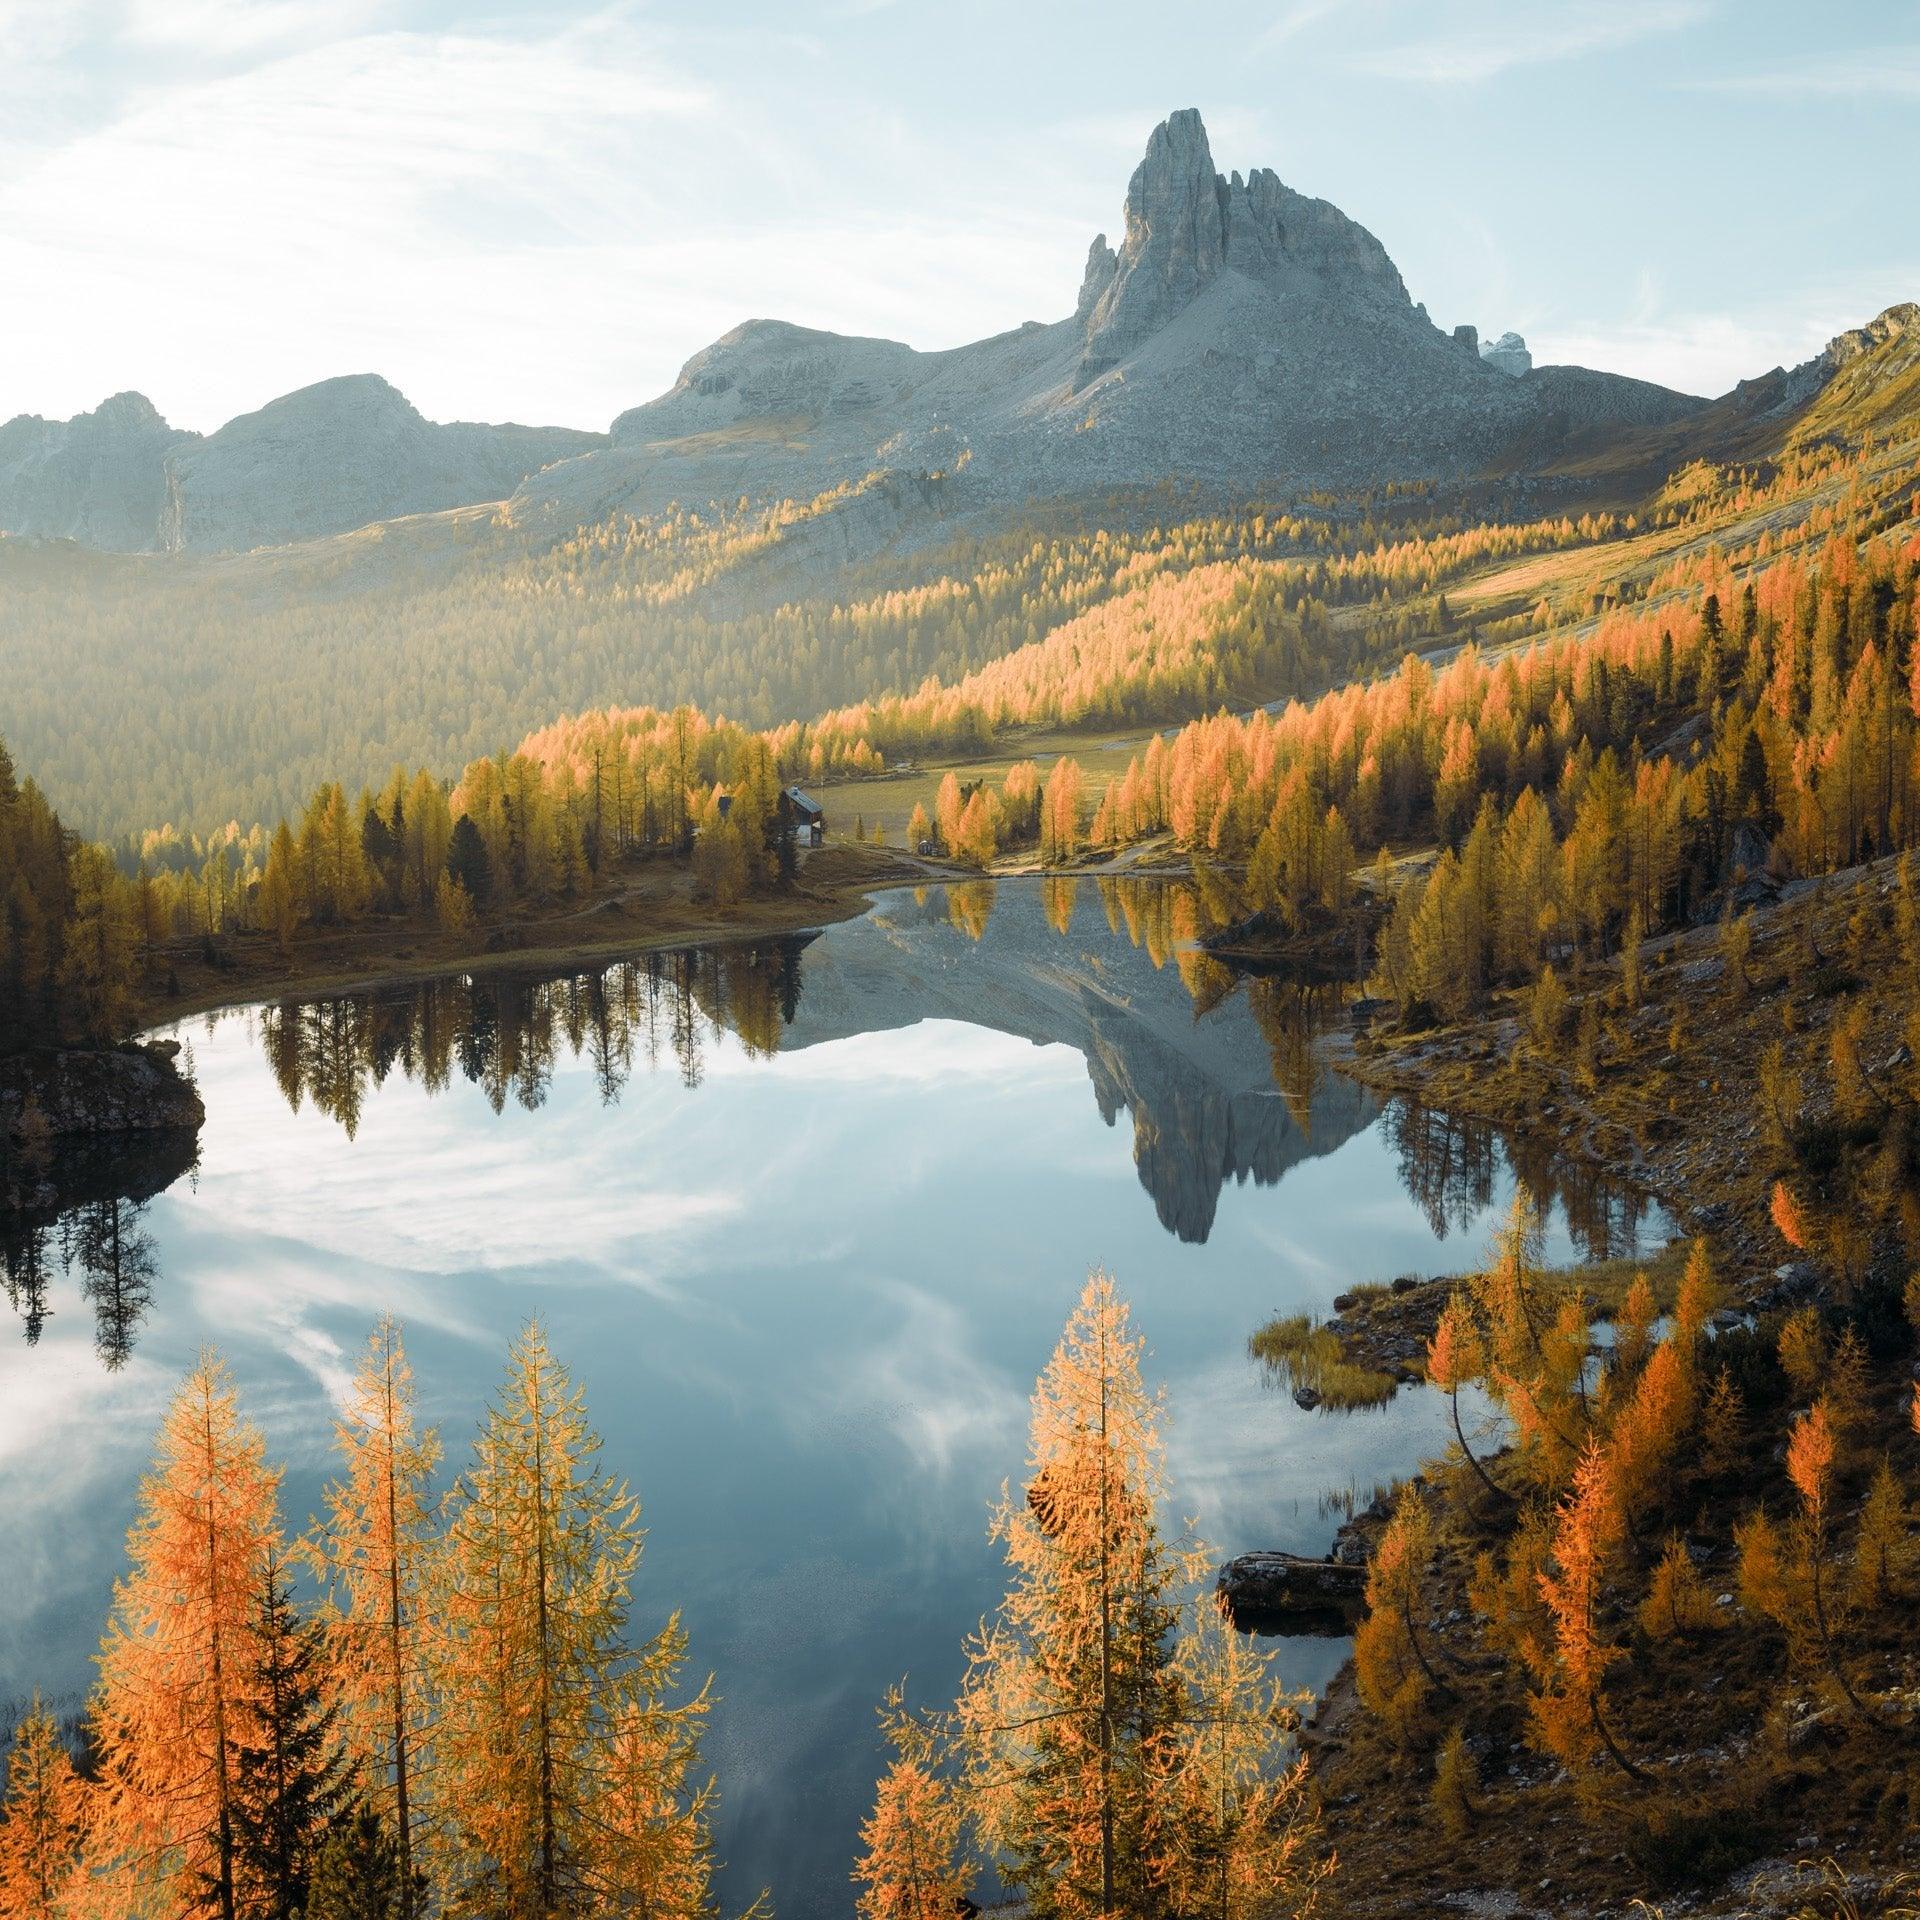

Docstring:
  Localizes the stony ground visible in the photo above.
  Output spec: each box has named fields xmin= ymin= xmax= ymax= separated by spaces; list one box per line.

xmin=1283 ymin=855 xmax=1920 ymax=1919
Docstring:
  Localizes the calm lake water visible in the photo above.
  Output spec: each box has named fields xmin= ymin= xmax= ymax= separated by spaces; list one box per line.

xmin=0 ymin=879 xmax=1663 ymax=1913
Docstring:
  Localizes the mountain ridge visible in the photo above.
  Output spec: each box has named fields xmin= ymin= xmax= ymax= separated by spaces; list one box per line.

xmin=0 ymin=373 xmax=603 ymax=554
xmin=0 ymin=109 xmax=1746 ymax=556
xmin=553 ymin=108 xmax=1704 ymax=533
xmin=0 ymin=112 xmax=1912 ymax=571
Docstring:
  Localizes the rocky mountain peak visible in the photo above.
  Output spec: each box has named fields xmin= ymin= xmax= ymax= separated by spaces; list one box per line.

xmin=242 ymin=372 xmax=426 ymax=429
xmin=1076 ymin=234 xmax=1118 ymax=320
xmin=1078 ymin=108 xmax=1411 ymax=383
xmin=90 ymin=391 xmax=170 ymax=430
xmin=0 ymin=389 xmax=195 ymax=550
xmin=1825 ymin=302 xmax=1918 ymax=368
xmin=1481 ymin=330 xmax=1532 ymax=376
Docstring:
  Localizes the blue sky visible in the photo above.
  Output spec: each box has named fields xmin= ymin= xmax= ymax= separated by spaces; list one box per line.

xmin=2 ymin=0 xmax=1915 ymax=433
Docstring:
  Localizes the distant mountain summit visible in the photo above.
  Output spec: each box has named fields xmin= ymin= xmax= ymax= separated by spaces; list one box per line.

xmin=158 ymin=374 xmax=603 ymax=552
xmin=543 ymin=108 xmax=1700 ymax=532
xmin=1076 ymin=107 xmax=1412 ymax=380
xmin=2 ymin=112 xmax=1911 ymax=558
xmin=0 ymin=375 xmax=602 ymax=553
xmin=0 ymin=392 xmax=197 ymax=550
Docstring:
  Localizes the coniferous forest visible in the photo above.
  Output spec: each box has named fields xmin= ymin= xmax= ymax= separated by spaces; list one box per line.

xmin=9 ymin=32 xmax=1920 ymax=1920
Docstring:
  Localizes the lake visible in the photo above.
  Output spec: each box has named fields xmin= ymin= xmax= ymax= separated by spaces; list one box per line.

xmin=0 ymin=878 xmax=1664 ymax=1913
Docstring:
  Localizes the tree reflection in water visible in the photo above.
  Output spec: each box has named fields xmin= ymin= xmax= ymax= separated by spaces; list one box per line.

xmin=1384 ymin=1099 xmax=1655 ymax=1262
xmin=0 ymin=883 xmax=1660 ymax=1367
xmin=3 ymin=1133 xmax=189 ymax=1366
xmin=258 ymin=938 xmax=812 ymax=1133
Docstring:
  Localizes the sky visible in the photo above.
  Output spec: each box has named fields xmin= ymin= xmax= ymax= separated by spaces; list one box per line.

xmin=2 ymin=0 xmax=1916 ymax=434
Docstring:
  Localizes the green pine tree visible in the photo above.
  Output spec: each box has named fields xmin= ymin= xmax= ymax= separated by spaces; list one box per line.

xmin=231 ymin=1545 xmax=349 ymax=1919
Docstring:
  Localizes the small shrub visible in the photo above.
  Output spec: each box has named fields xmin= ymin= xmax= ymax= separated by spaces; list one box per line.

xmin=1431 ymin=1726 xmax=1477 ymax=1841
xmin=1621 ymin=1797 xmax=1778 ymax=1890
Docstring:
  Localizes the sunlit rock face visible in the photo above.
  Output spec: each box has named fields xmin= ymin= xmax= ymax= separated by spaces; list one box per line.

xmin=1480 ymin=330 xmax=1533 ymax=376
xmin=1078 ymin=106 xmax=1409 ymax=381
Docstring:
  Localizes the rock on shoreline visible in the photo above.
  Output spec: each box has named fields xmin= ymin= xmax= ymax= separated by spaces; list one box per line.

xmin=2 ymin=1042 xmax=206 ymax=1221
xmin=1 ymin=1042 xmax=205 ymax=1139
xmin=1217 ymin=1550 xmax=1369 ymax=1634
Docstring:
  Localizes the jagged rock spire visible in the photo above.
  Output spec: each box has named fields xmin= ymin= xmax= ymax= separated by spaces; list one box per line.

xmin=1078 ymin=107 xmax=1410 ymax=383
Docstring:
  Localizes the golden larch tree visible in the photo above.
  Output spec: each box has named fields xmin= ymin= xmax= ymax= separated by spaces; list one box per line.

xmin=1426 ymin=1294 xmax=1503 ymax=1504
xmin=1786 ymin=1399 xmax=1870 ymax=1721
xmin=435 ymin=1321 xmax=712 ymax=1919
xmin=1353 ymin=1496 xmax=1439 ymax=1741
xmin=87 ymin=1352 xmax=283 ymax=1920
xmin=310 ymin=1317 xmax=441 ymax=1917
xmin=0 ymin=1699 xmax=87 ymax=1920
xmin=853 ymin=1687 xmax=972 ymax=1920
xmin=595 ymin=1639 xmax=756 ymax=1920
xmin=953 ymin=1270 xmax=1194 ymax=1920
xmin=1533 ymin=1439 xmax=1642 ymax=1783
xmin=1148 ymin=1597 xmax=1330 ymax=1920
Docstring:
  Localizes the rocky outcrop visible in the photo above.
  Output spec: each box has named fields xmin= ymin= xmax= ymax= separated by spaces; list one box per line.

xmin=2 ymin=1042 xmax=204 ymax=1224
xmin=1078 ymin=107 xmax=1409 ymax=383
xmin=1217 ymin=1551 xmax=1368 ymax=1633
xmin=1480 ymin=329 xmax=1532 ymax=376
xmin=611 ymin=322 xmax=922 ymax=448
xmin=1823 ymin=300 xmax=1917 ymax=368
xmin=0 ymin=392 xmax=197 ymax=549
xmin=1075 ymin=234 xmax=1118 ymax=321
xmin=1 ymin=1042 xmax=205 ymax=1139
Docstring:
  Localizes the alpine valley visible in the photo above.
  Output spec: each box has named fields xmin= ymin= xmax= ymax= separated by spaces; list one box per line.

xmin=7 ymin=92 xmax=1920 ymax=1920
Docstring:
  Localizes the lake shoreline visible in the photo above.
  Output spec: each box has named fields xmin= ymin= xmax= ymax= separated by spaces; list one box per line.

xmin=133 ymin=841 xmax=938 ymax=1028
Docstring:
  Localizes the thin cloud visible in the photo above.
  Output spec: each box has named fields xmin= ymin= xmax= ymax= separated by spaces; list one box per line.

xmin=1258 ymin=0 xmax=1351 ymax=50
xmin=1352 ymin=0 xmax=1711 ymax=84
xmin=1679 ymin=48 xmax=1920 ymax=97
xmin=120 ymin=0 xmax=391 ymax=57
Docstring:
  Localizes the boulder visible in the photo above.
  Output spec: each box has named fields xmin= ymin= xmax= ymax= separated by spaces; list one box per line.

xmin=1217 ymin=1551 xmax=1367 ymax=1634
xmin=0 ymin=1043 xmax=205 ymax=1139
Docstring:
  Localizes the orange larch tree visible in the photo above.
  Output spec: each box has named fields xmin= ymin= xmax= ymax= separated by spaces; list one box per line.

xmin=1426 ymin=1293 xmax=1504 ymax=1504
xmin=1786 ymin=1399 xmax=1871 ymax=1722
xmin=0 ymin=1699 xmax=87 ymax=1920
xmin=86 ymin=1352 xmax=283 ymax=1920
xmin=434 ymin=1321 xmax=719 ymax=1920
xmin=310 ymin=1317 xmax=441 ymax=1917
xmin=1148 ymin=1597 xmax=1331 ymax=1920
xmin=853 ymin=1687 xmax=972 ymax=1920
xmin=1533 ymin=1439 xmax=1643 ymax=1784
xmin=953 ymin=1271 xmax=1195 ymax=1920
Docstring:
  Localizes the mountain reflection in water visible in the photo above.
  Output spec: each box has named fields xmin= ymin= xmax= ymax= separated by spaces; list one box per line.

xmin=2 ymin=879 xmax=1656 ymax=1364
xmin=0 ymin=880 xmax=1669 ymax=1916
